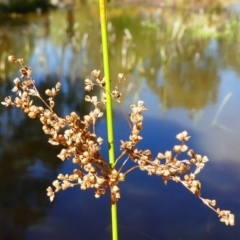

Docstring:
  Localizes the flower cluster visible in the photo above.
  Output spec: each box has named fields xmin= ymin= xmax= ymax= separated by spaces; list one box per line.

xmin=1 ymin=55 xmax=234 ymax=226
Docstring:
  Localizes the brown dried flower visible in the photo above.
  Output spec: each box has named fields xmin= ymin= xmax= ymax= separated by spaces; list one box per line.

xmin=1 ymin=56 xmax=234 ymax=226
xmin=8 ymin=55 xmax=16 ymax=62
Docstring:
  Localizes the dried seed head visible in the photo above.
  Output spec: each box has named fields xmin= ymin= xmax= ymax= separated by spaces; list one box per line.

xmin=46 ymin=187 xmax=55 ymax=202
xmin=157 ymin=152 xmax=165 ymax=159
xmin=3 ymin=62 xmax=235 ymax=226
xmin=95 ymin=193 xmax=101 ymax=198
xmin=85 ymin=79 xmax=93 ymax=85
xmin=184 ymin=174 xmax=189 ymax=181
xmin=20 ymin=67 xmax=32 ymax=78
xmin=112 ymin=185 xmax=119 ymax=193
xmin=13 ymin=77 xmax=20 ymax=85
xmin=118 ymin=73 xmax=125 ymax=82
xmin=45 ymin=89 xmax=52 ymax=97
xmin=165 ymin=151 xmax=172 ymax=159
xmin=176 ymin=131 xmax=190 ymax=141
xmin=8 ymin=55 xmax=16 ymax=62
xmin=50 ymin=100 xmax=55 ymax=108
xmin=91 ymin=69 xmax=101 ymax=78
xmin=16 ymin=58 xmax=24 ymax=65
xmin=210 ymin=200 xmax=216 ymax=207
xmin=85 ymin=85 xmax=93 ymax=92
xmin=173 ymin=145 xmax=181 ymax=152
xmin=28 ymin=111 xmax=36 ymax=119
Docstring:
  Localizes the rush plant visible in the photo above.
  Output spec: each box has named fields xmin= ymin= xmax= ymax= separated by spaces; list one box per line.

xmin=2 ymin=55 xmax=235 ymax=230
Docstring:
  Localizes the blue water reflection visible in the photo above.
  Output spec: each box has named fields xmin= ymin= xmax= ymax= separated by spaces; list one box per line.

xmin=1 ymin=6 xmax=240 ymax=240
xmin=24 ymin=113 xmax=240 ymax=240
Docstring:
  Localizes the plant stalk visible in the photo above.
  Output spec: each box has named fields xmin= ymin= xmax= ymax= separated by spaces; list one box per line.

xmin=99 ymin=1 xmax=118 ymax=240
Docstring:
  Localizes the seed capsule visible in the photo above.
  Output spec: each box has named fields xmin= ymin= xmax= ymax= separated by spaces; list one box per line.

xmin=8 ymin=55 xmax=15 ymax=62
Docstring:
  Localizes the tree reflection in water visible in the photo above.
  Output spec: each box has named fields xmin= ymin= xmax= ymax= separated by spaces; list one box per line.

xmin=1 ymin=4 xmax=240 ymax=240
xmin=0 ymin=112 xmax=59 ymax=240
xmin=0 ymin=71 xmax=91 ymax=239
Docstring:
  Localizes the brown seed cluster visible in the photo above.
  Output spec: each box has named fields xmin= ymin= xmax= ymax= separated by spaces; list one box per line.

xmin=1 ymin=56 xmax=234 ymax=226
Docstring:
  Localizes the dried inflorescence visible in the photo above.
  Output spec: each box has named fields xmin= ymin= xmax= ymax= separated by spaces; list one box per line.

xmin=2 ymin=55 xmax=234 ymax=226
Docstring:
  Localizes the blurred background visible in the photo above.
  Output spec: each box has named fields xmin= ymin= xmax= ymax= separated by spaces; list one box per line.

xmin=0 ymin=0 xmax=240 ymax=239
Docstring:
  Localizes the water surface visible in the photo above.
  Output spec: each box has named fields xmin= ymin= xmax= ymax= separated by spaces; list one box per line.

xmin=0 ymin=4 xmax=240 ymax=240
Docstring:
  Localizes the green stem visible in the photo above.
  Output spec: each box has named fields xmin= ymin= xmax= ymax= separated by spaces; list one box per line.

xmin=99 ymin=1 xmax=118 ymax=240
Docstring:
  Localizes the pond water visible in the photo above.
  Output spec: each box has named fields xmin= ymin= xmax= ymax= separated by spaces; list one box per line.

xmin=0 ymin=4 xmax=240 ymax=240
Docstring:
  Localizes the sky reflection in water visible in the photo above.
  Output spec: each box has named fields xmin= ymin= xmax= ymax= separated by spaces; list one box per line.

xmin=0 ymin=5 xmax=240 ymax=240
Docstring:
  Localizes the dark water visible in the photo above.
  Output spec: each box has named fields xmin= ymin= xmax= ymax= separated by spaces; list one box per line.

xmin=0 ymin=4 xmax=240 ymax=240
